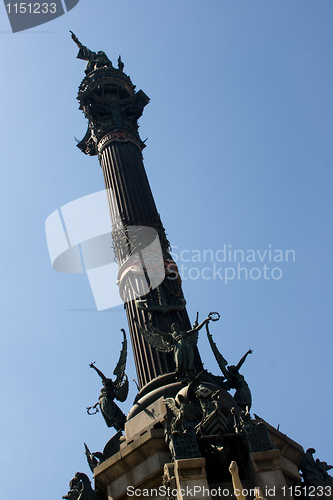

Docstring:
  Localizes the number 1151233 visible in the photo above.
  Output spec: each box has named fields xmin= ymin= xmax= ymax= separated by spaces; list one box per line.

xmin=6 ymin=3 xmax=56 ymax=13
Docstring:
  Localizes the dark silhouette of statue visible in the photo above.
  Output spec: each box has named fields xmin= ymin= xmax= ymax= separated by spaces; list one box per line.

xmin=301 ymin=448 xmax=333 ymax=488
xmin=87 ymin=329 xmax=128 ymax=431
xmin=70 ymin=31 xmax=112 ymax=75
xmin=164 ymin=374 xmax=205 ymax=433
xmin=137 ymin=312 xmax=220 ymax=380
xmin=62 ymin=472 xmax=97 ymax=500
xmin=84 ymin=443 xmax=105 ymax=473
xmin=206 ymin=324 xmax=252 ymax=409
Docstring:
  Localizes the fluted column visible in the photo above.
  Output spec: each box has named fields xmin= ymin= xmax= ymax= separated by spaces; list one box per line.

xmin=98 ymin=139 xmax=203 ymax=387
xmin=73 ymin=36 xmax=203 ymax=388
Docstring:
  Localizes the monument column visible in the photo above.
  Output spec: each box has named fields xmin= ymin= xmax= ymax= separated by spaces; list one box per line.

xmin=72 ymin=34 xmax=203 ymax=388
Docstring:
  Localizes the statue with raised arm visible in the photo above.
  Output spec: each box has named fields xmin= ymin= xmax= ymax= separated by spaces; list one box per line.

xmin=207 ymin=325 xmax=252 ymax=409
xmin=70 ymin=31 xmax=112 ymax=75
xmin=87 ymin=329 xmax=128 ymax=431
xmin=137 ymin=312 xmax=220 ymax=381
xmin=229 ymin=462 xmax=266 ymax=500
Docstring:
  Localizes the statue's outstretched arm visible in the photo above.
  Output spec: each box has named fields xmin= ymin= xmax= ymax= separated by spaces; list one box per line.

xmin=188 ymin=316 xmax=210 ymax=337
xmin=190 ymin=311 xmax=220 ymax=336
xmin=70 ymin=31 xmax=83 ymax=49
xmin=89 ymin=362 xmax=107 ymax=381
xmin=70 ymin=31 xmax=95 ymax=62
xmin=206 ymin=322 xmax=229 ymax=379
xmin=192 ymin=311 xmax=199 ymax=329
xmin=197 ymin=316 xmax=211 ymax=330
xmin=229 ymin=462 xmax=247 ymax=500
xmin=235 ymin=349 xmax=253 ymax=371
xmin=87 ymin=402 xmax=99 ymax=415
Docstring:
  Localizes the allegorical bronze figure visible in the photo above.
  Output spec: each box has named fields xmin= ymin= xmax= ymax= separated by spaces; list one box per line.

xmin=206 ymin=324 xmax=252 ymax=409
xmin=84 ymin=443 xmax=105 ymax=473
xmin=137 ymin=312 xmax=220 ymax=381
xmin=300 ymin=448 xmax=333 ymax=488
xmin=62 ymin=472 xmax=97 ymax=500
xmin=87 ymin=329 xmax=128 ymax=431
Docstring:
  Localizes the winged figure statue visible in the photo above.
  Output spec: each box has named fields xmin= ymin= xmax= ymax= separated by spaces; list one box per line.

xmin=206 ymin=323 xmax=252 ymax=409
xmin=136 ymin=312 xmax=219 ymax=380
xmin=164 ymin=376 xmax=204 ymax=432
xmin=87 ymin=329 xmax=129 ymax=431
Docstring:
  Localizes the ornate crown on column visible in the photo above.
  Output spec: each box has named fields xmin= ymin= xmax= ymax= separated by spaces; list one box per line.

xmin=71 ymin=32 xmax=150 ymax=156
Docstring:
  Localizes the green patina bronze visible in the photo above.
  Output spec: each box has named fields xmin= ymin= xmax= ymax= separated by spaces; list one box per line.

xmin=62 ymin=472 xmax=97 ymax=500
xmin=206 ymin=325 xmax=252 ymax=409
xmin=87 ymin=329 xmax=128 ymax=431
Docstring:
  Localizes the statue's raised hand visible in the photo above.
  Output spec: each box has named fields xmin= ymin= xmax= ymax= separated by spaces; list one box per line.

xmin=229 ymin=461 xmax=239 ymax=475
xmin=70 ymin=30 xmax=83 ymax=49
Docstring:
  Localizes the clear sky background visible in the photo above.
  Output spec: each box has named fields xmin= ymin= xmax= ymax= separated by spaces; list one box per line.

xmin=0 ymin=1 xmax=332 ymax=498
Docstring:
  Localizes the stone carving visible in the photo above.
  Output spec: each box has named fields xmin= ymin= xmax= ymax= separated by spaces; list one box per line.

xmin=87 ymin=330 xmax=128 ymax=431
xmin=138 ymin=312 xmax=219 ymax=380
xmin=229 ymin=461 xmax=247 ymax=500
xmin=206 ymin=324 xmax=252 ymax=409
xmin=300 ymin=448 xmax=333 ymax=489
xmin=162 ymin=464 xmax=177 ymax=500
xmin=229 ymin=461 xmax=266 ymax=500
xmin=62 ymin=472 xmax=97 ymax=500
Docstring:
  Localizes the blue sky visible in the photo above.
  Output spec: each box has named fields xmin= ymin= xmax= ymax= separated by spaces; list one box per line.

xmin=0 ymin=1 xmax=332 ymax=498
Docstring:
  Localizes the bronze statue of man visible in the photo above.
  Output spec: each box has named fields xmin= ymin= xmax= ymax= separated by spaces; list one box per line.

xmin=70 ymin=31 xmax=112 ymax=75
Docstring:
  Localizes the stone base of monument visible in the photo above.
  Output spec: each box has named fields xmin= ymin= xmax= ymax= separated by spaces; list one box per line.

xmin=246 ymin=418 xmax=304 ymax=500
xmin=94 ymin=397 xmax=304 ymax=500
xmin=94 ymin=427 xmax=168 ymax=500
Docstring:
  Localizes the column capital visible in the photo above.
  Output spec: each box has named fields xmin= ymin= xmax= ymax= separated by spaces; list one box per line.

xmin=73 ymin=35 xmax=149 ymax=156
